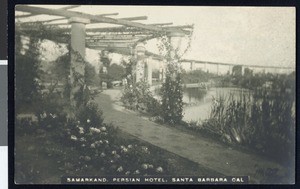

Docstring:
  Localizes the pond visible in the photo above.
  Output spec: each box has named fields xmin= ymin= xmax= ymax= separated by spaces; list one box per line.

xmin=182 ymin=87 xmax=249 ymax=122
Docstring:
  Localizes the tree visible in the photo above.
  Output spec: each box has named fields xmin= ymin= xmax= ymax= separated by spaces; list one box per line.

xmin=108 ymin=63 xmax=125 ymax=81
xmin=231 ymin=65 xmax=242 ymax=86
xmin=15 ymin=34 xmax=42 ymax=111
xmin=85 ymin=63 xmax=97 ymax=86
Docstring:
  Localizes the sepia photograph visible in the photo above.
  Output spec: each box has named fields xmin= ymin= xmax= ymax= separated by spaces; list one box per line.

xmin=14 ymin=5 xmax=295 ymax=184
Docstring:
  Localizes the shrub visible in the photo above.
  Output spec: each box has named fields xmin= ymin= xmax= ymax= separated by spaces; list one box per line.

xmin=75 ymin=102 xmax=104 ymax=128
xmin=121 ymin=81 xmax=162 ymax=117
xmin=161 ymin=74 xmax=183 ymax=124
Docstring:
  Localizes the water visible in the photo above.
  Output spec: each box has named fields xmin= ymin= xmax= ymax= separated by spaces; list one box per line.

xmin=183 ymin=87 xmax=248 ymax=122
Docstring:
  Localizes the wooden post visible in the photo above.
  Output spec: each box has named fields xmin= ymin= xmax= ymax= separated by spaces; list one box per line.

xmin=69 ymin=17 xmax=90 ymax=107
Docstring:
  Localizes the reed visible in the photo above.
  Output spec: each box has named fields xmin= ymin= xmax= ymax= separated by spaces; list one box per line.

xmin=203 ymin=75 xmax=295 ymax=164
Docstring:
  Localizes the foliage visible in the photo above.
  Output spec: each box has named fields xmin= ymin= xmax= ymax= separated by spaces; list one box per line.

xmin=99 ymin=50 xmax=112 ymax=88
xmin=157 ymin=34 xmax=193 ymax=124
xmin=15 ymin=35 xmax=43 ymax=112
xmin=76 ymin=102 xmax=104 ymax=128
xmin=181 ymin=69 xmax=215 ymax=84
xmin=201 ymin=74 xmax=295 ymax=164
xmin=85 ymin=63 xmax=98 ymax=86
xmin=16 ymin=101 xmax=169 ymax=181
xmin=121 ymin=81 xmax=161 ymax=117
xmin=49 ymin=52 xmax=70 ymax=83
xmin=108 ymin=63 xmax=126 ymax=82
xmin=161 ymin=74 xmax=184 ymax=124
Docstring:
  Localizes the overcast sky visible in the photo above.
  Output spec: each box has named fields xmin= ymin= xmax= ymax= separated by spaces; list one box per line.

xmin=17 ymin=5 xmax=295 ymax=68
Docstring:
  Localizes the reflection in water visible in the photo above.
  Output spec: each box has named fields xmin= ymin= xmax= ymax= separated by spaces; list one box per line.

xmin=183 ymin=88 xmax=208 ymax=104
xmin=183 ymin=87 xmax=248 ymax=122
xmin=153 ymin=86 xmax=247 ymax=122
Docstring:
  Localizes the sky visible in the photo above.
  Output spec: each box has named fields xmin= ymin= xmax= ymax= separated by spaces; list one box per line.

xmin=16 ymin=5 xmax=295 ymax=68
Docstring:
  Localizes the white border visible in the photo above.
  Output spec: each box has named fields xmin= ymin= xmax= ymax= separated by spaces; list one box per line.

xmin=0 ymin=146 xmax=8 ymax=189
xmin=0 ymin=60 xmax=7 ymax=65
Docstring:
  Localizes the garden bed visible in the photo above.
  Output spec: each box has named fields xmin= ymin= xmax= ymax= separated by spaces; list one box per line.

xmin=15 ymin=115 xmax=219 ymax=184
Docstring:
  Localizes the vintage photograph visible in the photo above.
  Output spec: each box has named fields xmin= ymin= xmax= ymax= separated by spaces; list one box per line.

xmin=14 ymin=5 xmax=295 ymax=184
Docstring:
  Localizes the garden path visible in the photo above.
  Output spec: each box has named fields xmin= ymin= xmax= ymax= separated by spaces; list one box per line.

xmin=94 ymin=89 xmax=289 ymax=183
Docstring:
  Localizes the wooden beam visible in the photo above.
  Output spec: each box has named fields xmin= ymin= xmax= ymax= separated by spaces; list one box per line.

xmin=148 ymin=22 xmax=173 ymax=26
xmin=87 ymin=40 xmax=137 ymax=44
xmin=85 ymin=26 xmax=145 ymax=33
xmin=60 ymin=5 xmax=81 ymax=10
xmin=87 ymin=36 xmax=140 ymax=40
xmin=163 ymin=25 xmax=193 ymax=29
xmin=44 ymin=23 xmax=70 ymax=26
xmin=15 ymin=6 xmax=80 ymax=19
xmin=87 ymin=33 xmax=149 ymax=37
xmin=16 ymin=5 xmax=80 ymax=18
xmin=15 ymin=5 xmax=188 ymax=34
xmin=87 ymin=43 xmax=134 ymax=48
xmin=17 ymin=26 xmax=153 ymax=36
xmin=119 ymin=16 xmax=148 ymax=21
xmin=15 ymin=13 xmax=34 ymax=18
xmin=43 ymin=16 xmax=148 ymax=25
xmin=97 ymin=13 xmax=119 ymax=16
xmin=19 ymin=18 xmax=67 ymax=24
xmin=85 ymin=45 xmax=163 ymax=59
xmin=133 ymin=34 xmax=159 ymax=45
xmin=42 ymin=18 xmax=66 ymax=23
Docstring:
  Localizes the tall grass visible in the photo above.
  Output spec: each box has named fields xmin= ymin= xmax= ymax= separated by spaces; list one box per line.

xmin=202 ymin=76 xmax=295 ymax=164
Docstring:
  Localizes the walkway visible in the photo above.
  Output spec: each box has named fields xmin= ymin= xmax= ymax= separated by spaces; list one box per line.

xmin=94 ymin=89 xmax=290 ymax=184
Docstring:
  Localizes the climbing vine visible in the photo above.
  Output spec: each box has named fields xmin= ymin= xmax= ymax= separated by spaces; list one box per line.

xmin=157 ymin=28 xmax=194 ymax=124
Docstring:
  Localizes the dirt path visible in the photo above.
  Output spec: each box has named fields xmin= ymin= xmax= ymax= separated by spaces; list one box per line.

xmin=94 ymin=89 xmax=290 ymax=184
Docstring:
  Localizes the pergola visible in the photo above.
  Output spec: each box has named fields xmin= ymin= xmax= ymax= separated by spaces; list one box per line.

xmin=15 ymin=5 xmax=193 ymax=106
xmin=15 ymin=5 xmax=193 ymax=58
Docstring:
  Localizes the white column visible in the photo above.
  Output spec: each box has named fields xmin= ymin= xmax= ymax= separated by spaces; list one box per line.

xmin=190 ymin=61 xmax=195 ymax=71
xmin=228 ymin=65 xmax=233 ymax=75
xmin=217 ymin=64 xmax=220 ymax=75
xmin=241 ymin=65 xmax=245 ymax=76
xmin=147 ymin=57 xmax=153 ymax=85
xmin=135 ymin=43 xmax=146 ymax=83
xmin=69 ymin=17 xmax=90 ymax=106
xmin=159 ymin=60 xmax=165 ymax=82
xmin=168 ymin=32 xmax=184 ymax=80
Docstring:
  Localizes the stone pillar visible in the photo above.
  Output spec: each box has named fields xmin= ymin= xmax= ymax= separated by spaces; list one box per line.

xmin=190 ymin=61 xmax=195 ymax=71
xmin=69 ymin=17 xmax=90 ymax=106
xmin=135 ymin=43 xmax=146 ymax=83
xmin=147 ymin=57 xmax=153 ymax=85
xmin=241 ymin=65 xmax=245 ymax=76
xmin=228 ymin=65 xmax=233 ymax=75
xmin=204 ymin=62 xmax=208 ymax=72
xmin=162 ymin=60 xmax=167 ymax=82
xmin=158 ymin=60 xmax=166 ymax=82
xmin=168 ymin=32 xmax=184 ymax=80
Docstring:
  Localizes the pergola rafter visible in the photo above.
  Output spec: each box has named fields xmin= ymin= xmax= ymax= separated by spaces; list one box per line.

xmin=15 ymin=5 xmax=193 ymax=63
xmin=15 ymin=5 xmax=190 ymax=35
